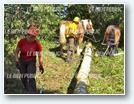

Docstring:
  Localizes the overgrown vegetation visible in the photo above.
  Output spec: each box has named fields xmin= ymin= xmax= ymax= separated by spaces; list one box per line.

xmin=4 ymin=4 xmax=124 ymax=94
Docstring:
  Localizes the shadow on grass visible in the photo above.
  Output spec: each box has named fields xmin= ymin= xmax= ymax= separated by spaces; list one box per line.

xmin=4 ymin=77 xmax=26 ymax=94
xmin=37 ymin=89 xmax=64 ymax=94
xmin=4 ymin=54 xmax=27 ymax=94
xmin=67 ymin=59 xmax=83 ymax=94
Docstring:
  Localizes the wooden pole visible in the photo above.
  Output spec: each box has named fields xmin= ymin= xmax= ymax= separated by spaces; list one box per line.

xmin=74 ymin=42 xmax=92 ymax=94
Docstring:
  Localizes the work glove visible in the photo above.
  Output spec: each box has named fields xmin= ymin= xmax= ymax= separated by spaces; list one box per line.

xmin=39 ymin=64 xmax=44 ymax=74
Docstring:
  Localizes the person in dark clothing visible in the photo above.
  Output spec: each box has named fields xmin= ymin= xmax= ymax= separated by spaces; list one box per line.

xmin=15 ymin=24 xmax=44 ymax=94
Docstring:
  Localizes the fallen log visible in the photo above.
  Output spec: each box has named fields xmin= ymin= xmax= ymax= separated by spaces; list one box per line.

xmin=74 ymin=42 xmax=92 ymax=94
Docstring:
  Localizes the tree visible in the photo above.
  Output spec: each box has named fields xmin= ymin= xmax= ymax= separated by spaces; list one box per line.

xmin=65 ymin=4 xmax=124 ymax=46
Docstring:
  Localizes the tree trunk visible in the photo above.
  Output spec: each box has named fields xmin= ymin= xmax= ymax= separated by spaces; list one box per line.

xmin=74 ymin=42 xmax=92 ymax=94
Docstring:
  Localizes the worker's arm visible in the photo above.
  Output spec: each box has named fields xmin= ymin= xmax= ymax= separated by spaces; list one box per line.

xmin=15 ymin=46 xmax=20 ymax=63
xmin=15 ymin=46 xmax=21 ymax=69
xmin=38 ymin=51 xmax=44 ymax=74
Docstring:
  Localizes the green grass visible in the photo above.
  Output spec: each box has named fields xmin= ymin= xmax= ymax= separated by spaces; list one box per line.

xmin=35 ymin=40 xmax=81 ymax=94
xmin=36 ymin=40 xmax=124 ymax=94
xmin=4 ymin=39 xmax=124 ymax=94
xmin=87 ymin=52 xmax=124 ymax=94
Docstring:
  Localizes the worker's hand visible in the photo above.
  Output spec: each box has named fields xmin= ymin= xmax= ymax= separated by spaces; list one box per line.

xmin=39 ymin=64 xmax=44 ymax=74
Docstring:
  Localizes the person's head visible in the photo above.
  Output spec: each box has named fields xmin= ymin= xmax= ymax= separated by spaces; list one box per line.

xmin=73 ymin=17 xmax=80 ymax=24
xmin=27 ymin=24 xmax=39 ymax=41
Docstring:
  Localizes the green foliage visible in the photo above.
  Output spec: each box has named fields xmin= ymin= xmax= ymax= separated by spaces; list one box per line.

xmin=66 ymin=4 xmax=124 ymax=46
xmin=88 ymin=52 xmax=124 ymax=94
xmin=4 ymin=4 xmax=64 ymax=65
xmin=4 ymin=4 xmax=124 ymax=94
xmin=30 ymin=4 xmax=64 ymax=40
